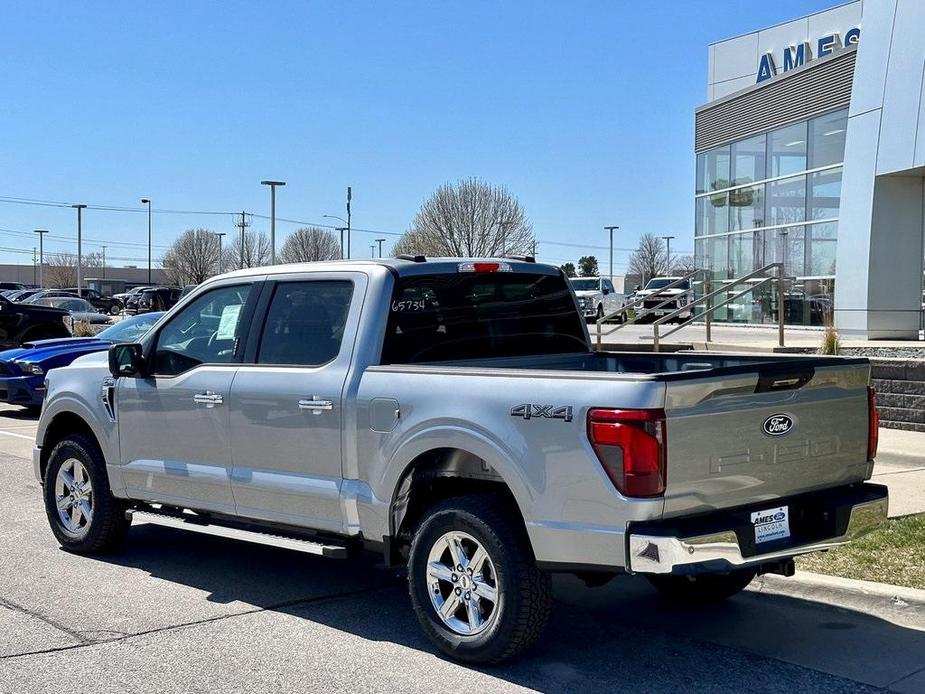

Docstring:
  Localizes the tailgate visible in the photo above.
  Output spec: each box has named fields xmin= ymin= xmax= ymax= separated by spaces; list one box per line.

xmin=661 ymin=359 xmax=873 ymax=517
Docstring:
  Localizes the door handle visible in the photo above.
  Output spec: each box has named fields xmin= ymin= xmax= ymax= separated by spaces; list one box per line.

xmin=193 ymin=391 xmax=224 ymax=407
xmin=298 ymin=397 xmax=333 ymax=414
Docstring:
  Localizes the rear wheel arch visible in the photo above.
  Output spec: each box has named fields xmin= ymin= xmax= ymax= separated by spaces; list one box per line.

xmin=387 ymin=447 xmax=530 ymax=566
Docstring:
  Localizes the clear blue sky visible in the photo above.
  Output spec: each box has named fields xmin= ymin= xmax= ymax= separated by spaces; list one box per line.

xmin=0 ymin=0 xmax=837 ymax=273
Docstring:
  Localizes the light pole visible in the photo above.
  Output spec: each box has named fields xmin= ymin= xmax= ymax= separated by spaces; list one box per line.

xmin=34 ymin=229 xmax=49 ymax=288
xmin=101 ymin=246 xmax=106 ymax=280
xmin=260 ymin=180 xmax=286 ymax=264
xmin=370 ymin=244 xmax=376 ymax=258
xmin=661 ymin=235 xmax=675 ymax=274
xmin=346 ymin=186 xmax=352 ymax=260
xmin=604 ymin=225 xmax=619 ymax=284
xmin=141 ymin=198 xmax=152 ymax=284
xmin=72 ymin=204 xmax=87 ymax=296
xmin=375 ymin=238 xmax=386 ymax=258
xmin=323 ymin=215 xmax=348 ymax=259
xmin=215 ymin=232 xmax=226 ymax=274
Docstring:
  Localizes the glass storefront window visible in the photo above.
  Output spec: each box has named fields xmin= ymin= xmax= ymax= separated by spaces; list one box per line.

xmin=809 ymin=168 xmax=841 ymax=220
xmin=731 ymin=134 xmax=766 ymax=186
xmin=808 ymin=222 xmax=838 ymax=276
xmin=696 ymin=145 xmax=731 ymax=195
xmin=696 ymin=193 xmax=729 ymax=236
xmin=810 ymin=110 xmax=848 ymax=169
xmin=728 ymin=231 xmax=762 ymax=278
xmin=729 ymin=184 xmax=764 ymax=231
xmin=769 ymin=122 xmax=807 ymax=177
xmin=767 ymin=174 xmax=806 ymax=225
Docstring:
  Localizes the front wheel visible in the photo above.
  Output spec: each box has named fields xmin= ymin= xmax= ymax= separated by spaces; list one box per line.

xmin=646 ymin=568 xmax=757 ymax=604
xmin=43 ymin=434 xmax=130 ymax=553
xmin=407 ymin=495 xmax=552 ymax=664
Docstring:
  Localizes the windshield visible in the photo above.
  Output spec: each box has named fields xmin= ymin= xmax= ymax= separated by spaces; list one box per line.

xmin=569 ymin=279 xmax=599 ymax=291
xmin=96 ymin=312 xmax=165 ymax=342
xmin=382 ymin=272 xmax=588 ymax=364
xmin=645 ymin=278 xmax=689 ymax=290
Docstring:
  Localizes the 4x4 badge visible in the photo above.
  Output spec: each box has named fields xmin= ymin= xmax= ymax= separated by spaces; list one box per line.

xmin=511 ymin=404 xmax=573 ymax=422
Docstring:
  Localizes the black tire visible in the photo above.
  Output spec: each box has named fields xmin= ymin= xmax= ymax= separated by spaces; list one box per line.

xmin=109 ymin=301 xmax=123 ymax=315
xmin=407 ymin=495 xmax=552 ymax=664
xmin=646 ymin=568 xmax=757 ymax=604
xmin=43 ymin=434 xmax=129 ymax=554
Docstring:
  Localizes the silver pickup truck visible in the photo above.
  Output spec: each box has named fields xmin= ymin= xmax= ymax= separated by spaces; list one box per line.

xmin=34 ymin=258 xmax=887 ymax=664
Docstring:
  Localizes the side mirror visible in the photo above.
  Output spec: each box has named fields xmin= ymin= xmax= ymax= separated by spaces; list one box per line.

xmin=109 ymin=343 xmax=144 ymax=378
xmin=635 ymin=285 xmax=642 ymax=291
xmin=602 ymin=287 xmax=611 ymax=295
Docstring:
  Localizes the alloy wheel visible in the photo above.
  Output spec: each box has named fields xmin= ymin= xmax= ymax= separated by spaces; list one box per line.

xmin=53 ymin=458 xmax=94 ymax=538
xmin=426 ymin=531 xmax=500 ymax=635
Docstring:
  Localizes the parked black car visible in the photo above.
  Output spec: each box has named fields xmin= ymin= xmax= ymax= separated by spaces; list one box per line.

xmin=0 ymin=282 xmax=27 ymax=292
xmin=112 ymin=285 xmax=151 ymax=308
xmin=125 ymin=287 xmax=181 ymax=314
xmin=0 ymin=295 xmax=71 ymax=348
xmin=63 ymin=287 xmax=123 ymax=315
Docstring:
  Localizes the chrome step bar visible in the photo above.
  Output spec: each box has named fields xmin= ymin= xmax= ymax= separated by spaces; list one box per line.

xmin=126 ymin=509 xmax=348 ymax=558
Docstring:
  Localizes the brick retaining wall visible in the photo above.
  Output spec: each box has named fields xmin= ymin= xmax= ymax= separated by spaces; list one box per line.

xmin=871 ymin=358 xmax=925 ymax=432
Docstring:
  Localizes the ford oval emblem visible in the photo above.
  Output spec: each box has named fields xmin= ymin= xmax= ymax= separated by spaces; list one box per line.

xmin=763 ymin=414 xmax=794 ymax=436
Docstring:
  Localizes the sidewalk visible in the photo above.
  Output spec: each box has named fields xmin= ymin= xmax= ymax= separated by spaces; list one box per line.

xmin=874 ymin=428 xmax=925 ymax=518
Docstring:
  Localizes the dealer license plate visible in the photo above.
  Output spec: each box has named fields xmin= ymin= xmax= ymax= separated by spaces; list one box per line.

xmin=751 ymin=505 xmax=790 ymax=544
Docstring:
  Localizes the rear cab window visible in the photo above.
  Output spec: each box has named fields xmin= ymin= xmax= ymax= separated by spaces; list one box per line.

xmin=381 ymin=270 xmax=588 ymax=364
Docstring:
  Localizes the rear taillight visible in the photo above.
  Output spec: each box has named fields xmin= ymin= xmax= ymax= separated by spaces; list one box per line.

xmin=457 ymin=261 xmax=513 ymax=273
xmin=587 ymin=408 xmax=667 ymax=497
xmin=868 ymin=386 xmax=879 ymax=461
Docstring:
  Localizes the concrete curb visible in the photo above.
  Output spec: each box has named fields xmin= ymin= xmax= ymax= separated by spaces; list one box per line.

xmin=753 ymin=570 xmax=925 ymax=629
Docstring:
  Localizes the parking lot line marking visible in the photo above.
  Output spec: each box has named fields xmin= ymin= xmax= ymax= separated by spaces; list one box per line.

xmin=0 ymin=430 xmax=34 ymax=441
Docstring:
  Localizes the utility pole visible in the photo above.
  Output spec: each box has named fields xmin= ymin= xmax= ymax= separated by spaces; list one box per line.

xmin=370 ymin=244 xmax=376 ymax=258
xmin=260 ymin=180 xmax=285 ymax=264
xmin=236 ymin=212 xmax=250 ymax=270
xmin=336 ymin=227 xmax=346 ymax=259
xmin=604 ymin=225 xmax=619 ymax=285
xmin=34 ymin=229 xmax=49 ymax=288
xmin=346 ymin=186 xmax=352 ymax=260
xmin=32 ymin=248 xmax=37 ymax=286
xmin=102 ymin=246 xmax=106 ymax=280
xmin=141 ymin=198 xmax=152 ymax=284
xmin=661 ymin=235 xmax=675 ymax=274
xmin=375 ymin=238 xmax=385 ymax=258
xmin=215 ymin=232 xmax=226 ymax=274
xmin=72 ymin=204 xmax=87 ymax=296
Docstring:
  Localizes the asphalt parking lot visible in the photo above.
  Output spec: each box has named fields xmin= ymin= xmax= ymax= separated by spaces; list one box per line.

xmin=1 ymin=403 xmax=924 ymax=693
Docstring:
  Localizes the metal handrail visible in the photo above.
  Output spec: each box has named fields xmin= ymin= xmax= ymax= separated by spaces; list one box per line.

xmin=595 ymin=269 xmax=700 ymax=347
xmin=594 ymin=262 xmax=787 ymax=352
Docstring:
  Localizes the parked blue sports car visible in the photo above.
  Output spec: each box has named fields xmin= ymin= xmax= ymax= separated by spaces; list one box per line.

xmin=0 ymin=312 xmax=164 ymax=408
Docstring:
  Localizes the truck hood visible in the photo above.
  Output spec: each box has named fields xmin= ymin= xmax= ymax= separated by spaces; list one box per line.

xmin=573 ymin=290 xmax=602 ymax=299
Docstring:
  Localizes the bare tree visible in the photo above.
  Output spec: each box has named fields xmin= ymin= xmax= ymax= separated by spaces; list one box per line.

xmin=162 ymin=228 xmax=221 ymax=286
xmin=42 ymin=251 xmax=105 ymax=288
xmin=392 ymin=178 xmax=534 ymax=257
xmin=279 ymin=227 xmax=341 ymax=263
xmin=671 ymin=254 xmax=698 ymax=275
xmin=628 ymin=233 xmax=668 ymax=286
xmin=45 ymin=252 xmax=78 ymax=288
xmin=224 ymin=231 xmax=271 ymax=270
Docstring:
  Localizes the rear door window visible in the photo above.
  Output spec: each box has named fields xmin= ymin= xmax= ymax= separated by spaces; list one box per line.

xmin=257 ymin=281 xmax=354 ymax=366
xmin=381 ymin=272 xmax=588 ymax=364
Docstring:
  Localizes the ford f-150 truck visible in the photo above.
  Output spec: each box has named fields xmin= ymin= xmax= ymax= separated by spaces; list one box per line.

xmin=34 ymin=258 xmax=887 ymax=664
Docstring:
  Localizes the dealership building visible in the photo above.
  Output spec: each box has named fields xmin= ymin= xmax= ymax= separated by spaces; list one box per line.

xmin=694 ymin=0 xmax=925 ymax=338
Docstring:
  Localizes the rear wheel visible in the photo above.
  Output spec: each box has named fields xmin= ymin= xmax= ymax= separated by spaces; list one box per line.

xmin=42 ymin=434 xmax=129 ymax=553
xmin=407 ymin=495 xmax=552 ymax=664
xmin=646 ymin=568 xmax=757 ymax=604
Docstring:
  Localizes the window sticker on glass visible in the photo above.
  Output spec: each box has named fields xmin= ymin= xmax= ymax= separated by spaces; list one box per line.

xmin=216 ymin=304 xmax=242 ymax=339
xmin=391 ymin=299 xmax=427 ymax=312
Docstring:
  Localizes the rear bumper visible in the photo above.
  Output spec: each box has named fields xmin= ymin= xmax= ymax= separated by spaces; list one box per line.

xmin=627 ymin=483 xmax=888 ymax=575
